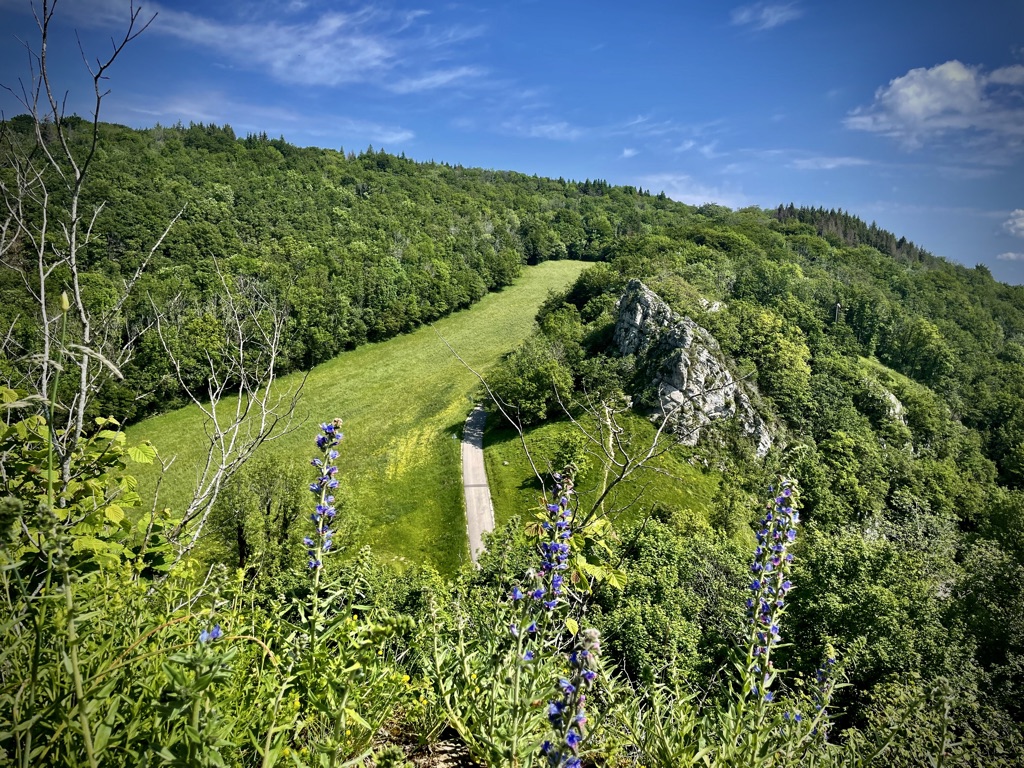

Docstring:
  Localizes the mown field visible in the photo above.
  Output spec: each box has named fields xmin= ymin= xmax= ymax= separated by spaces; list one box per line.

xmin=132 ymin=260 xmax=588 ymax=573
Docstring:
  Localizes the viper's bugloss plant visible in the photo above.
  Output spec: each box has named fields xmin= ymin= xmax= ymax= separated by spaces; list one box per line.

xmin=533 ymin=472 xmax=602 ymax=767
xmin=307 ymin=419 xmax=344 ymax=572
xmin=624 ymin=478 xmax=853 ymax=767
xmin=745 ymin=478 xmax=800 ymax=702
xmin=541 ymin=628 xmax=601 ymax=768
xmin=280 ymin=418 xmax=417 ymax=766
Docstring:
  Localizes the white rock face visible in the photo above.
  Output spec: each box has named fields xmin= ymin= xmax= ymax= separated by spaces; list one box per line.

xmin=613 ymin=279 xmax=773 ymax=458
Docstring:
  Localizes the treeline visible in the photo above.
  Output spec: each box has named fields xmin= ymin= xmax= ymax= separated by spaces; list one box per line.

xmin=773 ymin=202 xmax=937 ymax=266
xmin=4 ymin=116 xmax=1023 ymax=482
xmin=0 ymin=120 xmax=631 ymax=423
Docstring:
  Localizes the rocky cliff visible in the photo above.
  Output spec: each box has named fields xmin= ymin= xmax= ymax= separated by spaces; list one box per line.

xmin=613 ymin=279 xmax=773 ymax=458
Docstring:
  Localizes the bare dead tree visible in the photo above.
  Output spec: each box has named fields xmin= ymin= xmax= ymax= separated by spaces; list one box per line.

xmin=0 ymin=1 xmax=303 ymax=557
xmin=432 ymin=326 xmax=549 ymax=494
xmin=0 ymin=0 xmax=173 ymax=475
xmin=551 ymin=382 xmax=711 ymax=530
xmin=153 ymin=263 xmax=305 ymax=561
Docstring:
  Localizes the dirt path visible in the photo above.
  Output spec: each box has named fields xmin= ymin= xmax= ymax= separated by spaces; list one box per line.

xmin=461 ymin=404 xmax=494 ymax=565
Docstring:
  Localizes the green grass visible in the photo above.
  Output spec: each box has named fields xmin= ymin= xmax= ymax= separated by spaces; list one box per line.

xmin=483 ymin=411 xmax=721 ymax=534
xmin=131 ymin=260 xmax=588 ymax=574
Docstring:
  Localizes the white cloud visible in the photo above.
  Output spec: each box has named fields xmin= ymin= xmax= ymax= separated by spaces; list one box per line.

xmin=790 ymin=156 xmax=870 ymax=170
xmin=989 ymin=65 xmax=1024 ymax=86
xmin=389 ymin=66 xmax=485 ymax=94
xmin=699 ymin=141 xmax=724 ymax=159
xmin=997 ymin=252 xmax=1024 ymax=261
xmin=49 ymin=0 xmax=483 ymax=91
xmin=638 ymin=173 xmax=748 ymax=208
xmin=621 ymin=147 xmax=638 ymax=159
xmin=731 ymin=3 xmax=802 ymax=30
xmin=1004 ymin=209 xmax=1024 ymax=238
xmin=846 ymin=60 xmax=1024 ymax=148
xmin=501 ymin=119 xmax=583 ymax=141
xmin=309 ymin=119 xmax=414 ymax=145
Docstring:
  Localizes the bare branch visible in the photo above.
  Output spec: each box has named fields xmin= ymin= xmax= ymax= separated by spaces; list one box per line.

xmin=151 ymin=270 xmax=306 ymax=561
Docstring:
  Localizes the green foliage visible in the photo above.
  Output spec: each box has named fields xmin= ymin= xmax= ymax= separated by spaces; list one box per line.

xmin=428 ymin=587 xmax=556 ymax=765
xmin=593 ymin=507 xmax=746 ymax=686
xmin=0 ymin=417 xmax=419 ymax=768
xmin=7 ymin=86 xmax=1024 ymax=767
xmin=0 ymin=401 xmax=168 ymax=574
xmin=488 ymin=336 xmax=574 ymax=426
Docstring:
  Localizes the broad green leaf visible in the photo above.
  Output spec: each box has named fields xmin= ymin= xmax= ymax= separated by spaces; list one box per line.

xmin=565 ymin=617 xmax=579 ymax=636
xmin=72 ymin=535 xmax=108 ymax=553
xmin=127 ymin=442 xmax=157 ymax=464
xmin=104 ymin=504 xmax=125 ymax=524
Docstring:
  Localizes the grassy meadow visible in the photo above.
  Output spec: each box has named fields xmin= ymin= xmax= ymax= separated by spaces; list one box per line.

xmin=483 ymin=414 xmax=721 ymax=534
xmin=131 ymin=260 xmax=587 ymax=573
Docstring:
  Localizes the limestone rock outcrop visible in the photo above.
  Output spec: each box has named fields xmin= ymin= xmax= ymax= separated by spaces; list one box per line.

xmin=613 ymin=279 xmax=773 ymax=458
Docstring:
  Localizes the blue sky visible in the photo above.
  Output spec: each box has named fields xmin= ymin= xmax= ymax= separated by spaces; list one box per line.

xmin=2 ymin=0 xmax=1023 ymax=283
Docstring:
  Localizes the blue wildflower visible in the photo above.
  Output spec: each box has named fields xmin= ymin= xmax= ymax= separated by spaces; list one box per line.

xmin=745 ymin=478 xmax=799 ymax=701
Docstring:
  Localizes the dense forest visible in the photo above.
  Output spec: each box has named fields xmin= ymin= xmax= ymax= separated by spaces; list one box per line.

xmin=4 ymin=111 xmax=1024 ymax=766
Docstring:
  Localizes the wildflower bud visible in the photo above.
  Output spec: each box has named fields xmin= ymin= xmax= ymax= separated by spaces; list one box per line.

xmin=60 ymin=291 xmax=70 ymax=312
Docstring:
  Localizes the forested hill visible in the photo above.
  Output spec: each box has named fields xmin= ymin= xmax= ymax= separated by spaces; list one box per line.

xmin=2 ymin=118 xmax=1023 ymax=470
xmin=6 ymin=115 xmax=1024 ymax=762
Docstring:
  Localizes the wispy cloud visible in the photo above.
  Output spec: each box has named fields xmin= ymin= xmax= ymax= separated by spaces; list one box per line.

xmin=621 ymin=147 xmax=638 ymax=159
xmin=637 ymin=173 xmax=749 ymax=208
xmin=997 ymin=252 xmax=1024 ymax=261
xmin=846 ymin=60 xmax=1024 ymax=149
xmin=500 ymin=119 xmax=583 ymax=141
xmin=1004 ymin=209 xmax=1024 ymax=238
xmin=731 ymin=3 xmax=803 ymax=31
xmin=389 ymin=66 xmax=486 ymax=94
xmin=699 ymin=141 xmax=725 ymax=159
xmin=790 ymin=155 xmax=870 ymax=170
xmin=49 ymin=0 xmax=484 ymax=92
